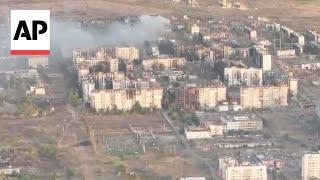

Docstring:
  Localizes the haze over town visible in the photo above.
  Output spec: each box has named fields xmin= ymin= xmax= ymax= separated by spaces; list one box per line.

xmin=0 ymin=0 xmax=320 ymax=180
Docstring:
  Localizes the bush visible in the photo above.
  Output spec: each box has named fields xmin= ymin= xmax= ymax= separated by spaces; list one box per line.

xmin=39 ymin=145 xmax=58 ymax=159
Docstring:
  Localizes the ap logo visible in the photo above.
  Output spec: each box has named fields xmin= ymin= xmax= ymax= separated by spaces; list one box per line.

xmin=11 ymin=10 xmax=50 ymax=55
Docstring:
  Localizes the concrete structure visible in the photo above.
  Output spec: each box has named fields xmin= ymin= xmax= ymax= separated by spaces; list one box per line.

xmin=112 ymin=78 xmax=150 ymax=89
xmin=250 ymin=46 xmax=272 ymax=72
xmin=219 ymin=156 xmax=267 ymax=180
xmin=307 ymin=30 xmax=320 ymax=42
xmin=108 ymin=58 xmax=119 ymax=72
xmin=201 ymin=114 xmax=263 ymax=135
xmin=198 ymin=86 xmax=227 ymax=109
xmin=244 ymin=26 xmax=257 ymax=40
xmin=28 ymin=56 xmax=48 ymax=68
xmin=302 ymin=152 xmax=320 ymax=180
xmin=207 ymin=124 xmax=225 ymax=136
xmin=280 ymin=26 xmax=305 ymax=46
xmin=184 ymin=126 xmax=211 ymax=140
xmin=175 ymin=85 xmax=227 ymax=109
xmin=114 ymin=46 xmax=139 ymax=61
xmin=289 ymin=78 xmax=298 ymax=98
xmin=276 ymin=49 xmax=296 ymax=59
xmin=91 ymin=88 xmax=163 ymax=111
xmin=27 ymin=86 xmax=46 ymax=96
xmin=240 ymin=85 xmax=289 ymax=109
xmin=291 ymin=32 xmax=305 ymax=46
xmin=142 ymin=56 xmax=186 ymax=70
xmin=180 ymin=177 xmax=205 ymax=180
xmin=301 ymin=62 xmax=320 ymax=70
xmin=0 ymin=168 xmax=20 ymax=175
xmin=191 ymin=24 xmax=200 ymax=35
xmin=224 ymin=66 xmax=263 ymax=86
xmin=151 ymin=46 xmax=160 ymax=57
xmin=82 ymin=78 xmax=95 ymax=103
xmin=92 ymin=72 xmax=125 ymax=89
xmin=221 ymin=115 xmax=263 ymax=132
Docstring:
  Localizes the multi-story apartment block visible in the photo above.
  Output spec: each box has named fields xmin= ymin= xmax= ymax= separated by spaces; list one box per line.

xmin=224 ymin=66 xmax=263 ymax=86
xmin=91 ymin=88 xmax=163 ymax=111
xmin=77 ymin=65 xmax=90 ymax=84
xmin=219 ymin=156 xmax=267 ymax=180
xmin=198 ymin=86 xmax=227 ymax=109
xmin=142 ymin=56 xmax=186 ymax=70
xmin=302 ymin=152 xmax=320 ymax=180
xmin=91 ymin=72 xmax=126 ymax=89
xmin=114 ymin=46 xmax=139 ymax=61
xmin=108 ymin=58 xmax=119 ymax=72
xmin=240 ymin=85 xmax=289 ymax=109
xmin=175 ymin=85 xmax=227 ymax=110
xmin=250 ymin=46 xmax=272 ymax=72
xmin=112 ymin=79 xmax=150 ymax=89
xmin=82 ymin=78 xmax=95 ymax=103
xmin=175 ymin=87 xmax=199 ymax=109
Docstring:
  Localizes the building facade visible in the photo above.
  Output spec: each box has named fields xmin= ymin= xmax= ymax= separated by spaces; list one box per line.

xmin=175 ymin=85 xmax=227 ymax=110
xmin=114 ymin=47 xmax=139 ymax=61
xmin=28 ymin=56 xmax=49 ymax=68
xmin=219 ymin=157 xmax=267 ymax=180
xmin=224 ymin=66 xmax=263 ymax=86
xmin=240 ymin=85 xmax=289 ymax=109
xmin=250 ymin=46 xmax=272 ymax=72
xmin=142 ymin=56 xmax=186 ymax=70
xmin=91 ymin=88 xmax=163 ymax=111
xmin=302 ymin=152 xmax=320 ymax=180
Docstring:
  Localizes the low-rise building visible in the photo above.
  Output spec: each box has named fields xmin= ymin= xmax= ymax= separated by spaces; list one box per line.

xmin=219 ymin=156 xmax=267 ymax=180
xmin=184 ymin=126 xmax=211 ymax=140
xmin=201 ymin=114 xmax=263 ymax=135
xmin=191 ymin=24 xmax=200 ymax=35
xmin=276 ymin=49 xmax=296 ymax=59
xmin=28 ymin=56 xmax=49 ymax=68
xmin=221 ymin=115 xmax=263 ymax=132
xmin=27 ymin=85 xmax=46 ymax=96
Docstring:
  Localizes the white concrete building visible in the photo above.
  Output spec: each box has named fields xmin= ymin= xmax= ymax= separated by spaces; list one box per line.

xmin=250 ymin=46 xmax=272 ymax=72
xmin=82 ymin=78 xmax=95 ymax=103
xmin=224 ymin=66 xmax=263 ymax=86
xmin=302 ymin=152 xmax=320 ymax=180
xmin=219 ymin=156 xmax=267 ymax=180
xmin=28 ymin=56 xmax=49 ymax=68
xmin=114 ymin=46 xmax=139 ymax=61
xmin=184 ymin=126 xmax=212 ymax=140
xmin=191 ymin=24 xmax=200 ymax=35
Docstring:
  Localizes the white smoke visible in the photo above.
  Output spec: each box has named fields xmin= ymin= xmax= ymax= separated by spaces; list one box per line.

xmin=51 ymin=15 xmax=170 ymax=57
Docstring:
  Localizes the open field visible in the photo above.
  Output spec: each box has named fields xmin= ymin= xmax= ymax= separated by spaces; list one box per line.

xmin=1 ymin=0 xmax=320 ymax=29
